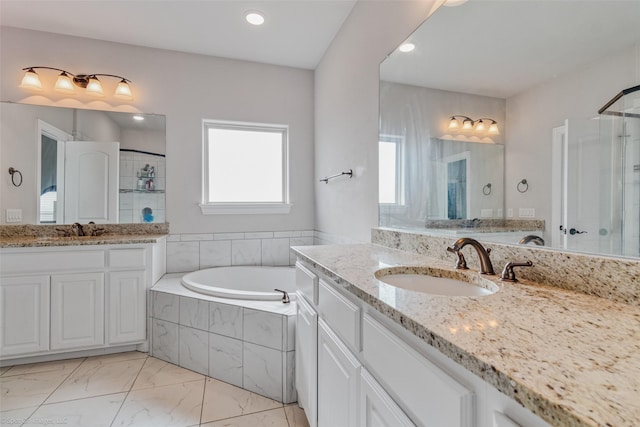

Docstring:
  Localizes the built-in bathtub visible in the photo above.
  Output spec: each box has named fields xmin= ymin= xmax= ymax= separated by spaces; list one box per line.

xmin=150 ymin=266 xmax=297 ymax=403
xmin=181 ymin=266 xmax=296 ymax=301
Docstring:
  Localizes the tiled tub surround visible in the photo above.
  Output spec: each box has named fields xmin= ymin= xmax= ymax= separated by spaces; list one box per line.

xmin=291 ymin=243 xmax=640 ymax=427
xmin=150 ymin=274 xmax=297 ymax=404
xmin=166 ymin=231 xmax=315 ymax=273
xmin=373 ymin=227 xmax=640 ymax=306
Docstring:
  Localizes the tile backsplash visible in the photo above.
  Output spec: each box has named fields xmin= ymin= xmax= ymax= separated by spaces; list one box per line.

xmin=372 ymin=227 xmax=640 ymax=306
xmin=166 ymin=230 xmax=315 ymax=273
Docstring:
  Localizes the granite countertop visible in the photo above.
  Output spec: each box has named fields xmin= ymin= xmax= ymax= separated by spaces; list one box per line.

xmin=291 ymin=243 xmax=640 ymax=427
xmin=0 ymin=234 xmax=167 ymax=248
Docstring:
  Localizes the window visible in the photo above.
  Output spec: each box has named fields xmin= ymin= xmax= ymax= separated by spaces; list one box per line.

xmin=378 ymin=136 xmax=404 ymax=205
xmin=201 ymin=120 xmax=291 ymax=214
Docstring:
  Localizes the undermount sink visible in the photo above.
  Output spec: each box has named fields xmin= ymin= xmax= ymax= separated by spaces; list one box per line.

xmin=375 ymin=267 xmax=499 ymax=297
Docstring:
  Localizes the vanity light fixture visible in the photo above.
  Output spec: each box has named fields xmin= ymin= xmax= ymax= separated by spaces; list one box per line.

xmin=448 ymin=115 xmax=474 ymax=130
xmin=449 ymin=115 xmax=499 ymax=134
xmin=19 ymin=67 xmax=133 ymax=100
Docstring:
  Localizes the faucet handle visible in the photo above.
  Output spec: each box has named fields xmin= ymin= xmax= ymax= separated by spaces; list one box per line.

xmin=500 ymin=261 xmax=533 ymax=282
xmin=446 ymin=246 xmax=469 ymax=270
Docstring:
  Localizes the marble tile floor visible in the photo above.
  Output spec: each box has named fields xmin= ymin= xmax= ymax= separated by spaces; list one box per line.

xmin=0 ymin=351 xmax=309 ymax=427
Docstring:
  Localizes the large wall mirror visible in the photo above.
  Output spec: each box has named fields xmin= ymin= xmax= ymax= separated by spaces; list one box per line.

xmin=379 ymin=0 xmax=640 ymax=259
xmin=1 ymin=102 xmax=166 ymax=224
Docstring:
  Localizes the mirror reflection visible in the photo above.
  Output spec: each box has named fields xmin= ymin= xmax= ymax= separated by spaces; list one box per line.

xmin=379 ymin=81 xmax=505 ymax=230
xmin=379 ymin=0 xmax=640 ymax=258
xmin=1 ymin=102 xmax=166 ymax=224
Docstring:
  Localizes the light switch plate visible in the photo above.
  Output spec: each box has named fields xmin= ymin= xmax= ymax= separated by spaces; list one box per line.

xmin=481 ymin=209 xmax=493 ymax=218
xmin=6 ymin=208 xmax=22 ymax=223
xmin=518 ymin=207 xmax=535 ymax=218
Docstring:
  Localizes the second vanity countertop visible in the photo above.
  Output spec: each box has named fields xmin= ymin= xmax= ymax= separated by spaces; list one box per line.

xmin=291 ymin=243 xmax=640 ymax=427
xmin=0 ymin=234 xmax=167 ymax=248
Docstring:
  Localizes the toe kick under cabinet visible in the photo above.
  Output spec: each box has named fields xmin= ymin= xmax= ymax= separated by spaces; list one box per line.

xmin=294 ymin=260 xmax=551 ymax=427
xmin=0 ymin=242 xmax=165 ymax=362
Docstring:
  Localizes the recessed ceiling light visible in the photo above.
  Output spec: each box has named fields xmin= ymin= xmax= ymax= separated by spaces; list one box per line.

xmin=398 ymin=43 xmax=415 ymax=53
xmin=245 ymin=11 xmax=265 ymax=26
xmin=133 ymin=115 xmax=144 ymax=121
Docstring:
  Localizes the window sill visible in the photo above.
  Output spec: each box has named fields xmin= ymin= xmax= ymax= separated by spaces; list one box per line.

xmin=199 ymin=203 xmax=293 ymax=215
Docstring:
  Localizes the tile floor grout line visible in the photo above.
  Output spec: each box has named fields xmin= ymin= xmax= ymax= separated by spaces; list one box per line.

xmin=108 ymin=354 xmax=149 ymax=427
xmin=11 ymin=356 xmax=88 ymax=427
xmin=36 ymin=356 xmax=88 ymax=406
xmin=198 ymin=375 xmax=208 ymax=426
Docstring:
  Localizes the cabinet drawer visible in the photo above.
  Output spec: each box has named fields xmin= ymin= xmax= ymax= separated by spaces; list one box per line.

xmin=109 ymin=248 xmax=146 ymax=268
xmin=318 ymin=280 xmax=360 ymax=351
xmin=362 ymin=314 xmax=474 ymax=427
xmin=296 ymin=261 xmax=318 ymax=305
xmin=0 ymin=250 xmax=104 ymax=274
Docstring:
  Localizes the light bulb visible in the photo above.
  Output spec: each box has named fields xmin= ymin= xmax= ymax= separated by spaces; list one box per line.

xmin=54 ymin=72 xmax=75 ymax=93
xmin=19 ymin=69 xmax=42 ymax=90
xmin=488 ymin=122 xmax=500 ymax=135
xmin=85 ymin=76 xmax=104 ymax=96
xmin=114 ymin=79 xmax=133 ymax=99
xmin=448 ymin=117 xmax=459 ymax=129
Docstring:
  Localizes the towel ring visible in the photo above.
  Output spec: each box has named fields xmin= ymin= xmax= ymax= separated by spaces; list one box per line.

xmin=517 ymin=179 xmax=528 ymax=193
xmin=482 ymin=183 xmax=492 ymax=195
xmin=8 ymin=167 xmax=23 ymax=187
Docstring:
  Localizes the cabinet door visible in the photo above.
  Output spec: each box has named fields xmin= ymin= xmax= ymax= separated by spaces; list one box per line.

xmin=360 ymin=369 xmax=415 ymax=427
xmin=0 ymin=275 xmax=50 ymax=357
xmin=317 ymin=319 xmax=361 ymax=427
xmin=295 ymin=293 xmax=318 ymax=427
xmin=50 ymin=273 xmax=104 ymax=350
xmin=108 ymin=270 xmax=146 ymax=344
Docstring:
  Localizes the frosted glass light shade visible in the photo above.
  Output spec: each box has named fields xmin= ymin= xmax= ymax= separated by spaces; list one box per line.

xmin=475 ymin=120 xmax=486 ymax=132
xmin=488 ymin=122 xmax=500 ymax=134
xmin=114 ymin=80 xmax=132 ymax=99
xmin=20 ymin=69 xmax=42 ymax=90
xmin=448 ymin=117 xmax=459 ymax=129
xmin=54 ymin=72 xmax=74 ymax=93
xmin=462 ymin=119 xmax=473 ymax=130
xmin=85 ymin=76 xmax=104 ymax=96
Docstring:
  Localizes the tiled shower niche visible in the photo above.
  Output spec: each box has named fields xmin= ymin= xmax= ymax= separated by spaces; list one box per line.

xmin=119 ymin=150 xmax=166 ymax=223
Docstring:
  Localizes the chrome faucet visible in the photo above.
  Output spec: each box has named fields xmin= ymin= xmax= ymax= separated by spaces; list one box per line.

xmin=447 ymin=237 xmax=495 ymax=275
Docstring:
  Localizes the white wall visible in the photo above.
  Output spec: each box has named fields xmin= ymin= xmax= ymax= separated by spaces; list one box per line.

xmin=314 ymin=0 xmax=440 ymax=243
xmin=505 ymin=45 xmax=639 ymax=231
xmin=0 ymin=26 xmax=315 ymax=233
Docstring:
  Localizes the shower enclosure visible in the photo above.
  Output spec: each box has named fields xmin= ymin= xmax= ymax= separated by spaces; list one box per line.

xmin=560 ymin=85 xmax=640 ymax=257
xmin=598 ymin=84 xmax=640 ymax=257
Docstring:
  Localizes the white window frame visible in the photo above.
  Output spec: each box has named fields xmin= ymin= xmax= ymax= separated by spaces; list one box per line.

xmin=378 ymin=134 xmax=406 ymax=208
xmin=200 ymin=119 xmax=291 ymax=215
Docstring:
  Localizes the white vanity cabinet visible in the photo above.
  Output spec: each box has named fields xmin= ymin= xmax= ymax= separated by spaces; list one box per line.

xmin=0 ymin=275 xmax=50 ymax=357
xmin=294 ymin=259 xmax=551 ymax=427
xmin=295 ymin=287 xmax=318 ymax=427
xmin=317 ymin=318 xmax=361 ymax=427
xmin=50 ymin=272 xmax=105 ymax=350
xmin=0 ymin=239 xmax=166 ymax=363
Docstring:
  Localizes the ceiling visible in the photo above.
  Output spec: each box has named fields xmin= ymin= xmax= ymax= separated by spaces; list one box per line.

xmin=0 ymin=0 xmax=357 ymax=70
xmin=380 ymin=0 xmax=640 ymax=99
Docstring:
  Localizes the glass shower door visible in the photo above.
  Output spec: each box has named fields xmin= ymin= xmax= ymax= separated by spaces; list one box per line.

xmin=598 ymin=84 xmax=640 ymax=257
